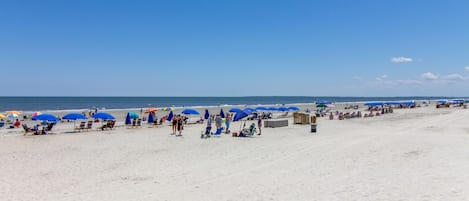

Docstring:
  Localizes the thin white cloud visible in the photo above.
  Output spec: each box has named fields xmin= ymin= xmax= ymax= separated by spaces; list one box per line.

xmin=465 ymin=66 xmax=469 ymax=71
xmin=421 ymin=72 xmax=439 ymax=80
xmin=442 ymin=73 xmax=466 ymax=80
xmin=395 ymin=79 xmax=422 ymax=85
xmin=391 ymin=57 xmax=413 ymax=63
xmin=375 ymin=74 xmax=388 ymax=81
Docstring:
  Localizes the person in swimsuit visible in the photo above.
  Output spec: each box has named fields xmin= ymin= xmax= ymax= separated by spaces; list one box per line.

xmin=225 ymin=114 xmax=231 ymax=134
xmin=172 ymin=116 xmax=178 ymax=134
xmin=177 ymin=115 xmax=184 ymax=136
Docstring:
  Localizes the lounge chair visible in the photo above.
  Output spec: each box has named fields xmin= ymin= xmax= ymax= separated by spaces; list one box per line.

xmin=213 ymin=127 xmax=224 ymax=137
xmin=101 ymin=120 xmax=116 ymax=131
xmin=85 ymin=121 xmax=93 ymax=131
xmin=75 ymin=121 xmax=86 ymax=132
xmin=22 ymin=124 xmax=33 ymax=135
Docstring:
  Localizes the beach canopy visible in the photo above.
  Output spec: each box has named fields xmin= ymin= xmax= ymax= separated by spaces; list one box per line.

xmin=267 ymin=107 xmax=279 ymax=111
xmin=384 ymin=100 xmax=415 ymax=105
xmin=278 ymin=107 xmax=289 ymax=111
xmin=32 ymin=114 xmax=58 ymax=122
xmin=148 ymin=113 xmax=155 ymax=123
xmin=62 ymin=113 xmax=88 ymax=120
xmin=436 ymin=99 xmax=448 ymax=104
xmin=451 ymin=99 xmax=465 ymax=104
xmin=316 ymin=100 xmax=332 ymax=105
xmin=204 ymin=109 xmax=209 ymax=119
xmin=229 ymin=108 xmax=243 ymax=113
xmin=127 ymin=112 xmax=139 ymax=119
xmin=220 ymin=109 xmax=225 ymax=118
xmin=364 ymin=102 xmax=384 ymax=106
xmin=233 ymin=109 xmax=253 ymax=121
xmin=182 ymin=109 xmax=200 ymax=115
xmin=0 ymin=114 xmax=6 ymax=119
xmin=92 ymin=112 xmax=116 ymax=120
xmin=316 ymin=104 xmax=328 ymax=108
xmin=255 ymin=106 xmax=268 ymax=111
xmin=288 ymin=106 xmax=300 ymax=111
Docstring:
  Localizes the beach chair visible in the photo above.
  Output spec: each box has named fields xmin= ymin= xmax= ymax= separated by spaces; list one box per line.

xmin=85 ymin=121 xmax=93 ymax=131
xmin=22 ymin=124 xmax=33 ymax=135
xmin=75 ymin=121 xmax=86 ymax=132
xmin=213 ymin=127 xmax=224 ymax=137
xmin=0 ymin=122 xmax=4 ymax=129
xmin=45 ymin=123 xmax=55 ymax=132
xmin=137 ymin=119 xmax=142 ymax=127
xmin=238 ymin=123 xmax=257 ymax=137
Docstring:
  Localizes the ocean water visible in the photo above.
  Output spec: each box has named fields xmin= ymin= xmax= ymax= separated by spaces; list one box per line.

xmin=0 ymin=96 xmax=464 ymax=112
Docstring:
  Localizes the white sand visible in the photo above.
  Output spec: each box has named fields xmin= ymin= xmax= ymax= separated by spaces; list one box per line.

xmin=1 ymin=106 xmax=469 ymax=201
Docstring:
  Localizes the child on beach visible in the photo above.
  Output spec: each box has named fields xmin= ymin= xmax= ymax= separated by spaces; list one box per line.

xmin=225 ymin=114 xmax=231 ymax=134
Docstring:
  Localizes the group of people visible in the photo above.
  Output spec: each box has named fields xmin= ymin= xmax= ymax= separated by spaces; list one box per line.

xmin=171 ymin=115 xmax=185 ymax=136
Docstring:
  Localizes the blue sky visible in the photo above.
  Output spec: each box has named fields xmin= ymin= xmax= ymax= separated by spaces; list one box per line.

xmin=1 ymin=0 xmax=468 ymax=96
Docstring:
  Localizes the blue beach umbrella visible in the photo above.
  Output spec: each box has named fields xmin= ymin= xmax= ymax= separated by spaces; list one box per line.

xmin=148 ymin=113 xmax=154 ymax=123
xmin=92 ymin=112 xmax=115 ymax=120
xmin=229 ymin=108 xmax=243 ymax=113
xmin=62 ymin=113 xmax=87 ymax=120
xmin=278 ymin=107 xmax=289 ymax=111
xmin=255 ymin=106 xmax=268 ymax=111
xmin=167 ymin=111 xmax=174 ymax=121
xmin=182 ymin=109 xmax=200 ymax=115
xmin=245 ymin=108 xmax=257 ymax=112
xmin=125 ymin=113 xmax=132 ymax=125
xmin=233 ymin=109 xmax=253 ymax=122
xmin=219 ymin=109 xmax=225 ymax=118
xmin=32 ymin=114 xmax=58 ymax=122
xmin=288 ymin=106 xmax=300 ymax=111
xmin=204 ymin=109 xmax=210 ymax=119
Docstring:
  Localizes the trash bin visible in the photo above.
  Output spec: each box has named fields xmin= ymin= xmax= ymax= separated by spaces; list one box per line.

xmin=310 ymin=123 xmax=317 ymax=133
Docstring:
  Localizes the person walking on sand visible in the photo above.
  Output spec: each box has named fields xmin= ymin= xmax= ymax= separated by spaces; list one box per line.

xmin=257 ymin=116 xmax=263 ymax=135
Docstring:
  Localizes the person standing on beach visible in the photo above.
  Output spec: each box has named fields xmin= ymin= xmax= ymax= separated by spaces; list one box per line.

xmin=177 ymin=115 xmax=184 ymax=136
xmin=225 ymin=114 xmax=231 ymax=134
xmin=215 ymin=115 xmax=222 ymax=130
xmin=206 ymin=115 xmax=213 ymax=134
xmin=172 ymin=115 xmax=178 ymax=134
xmin=257 ymin=116 xmax=263 ymax=135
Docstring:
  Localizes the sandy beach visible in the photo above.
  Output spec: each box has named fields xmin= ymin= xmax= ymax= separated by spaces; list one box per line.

xmin=1 ymin=105 xmax=469 ymax=201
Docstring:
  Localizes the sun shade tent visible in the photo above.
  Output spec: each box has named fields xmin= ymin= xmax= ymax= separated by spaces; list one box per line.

xmin=364 ymin=102 xmax=384 ymax=106
xmin=182 ymin=109 xmax=200 ymax=115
